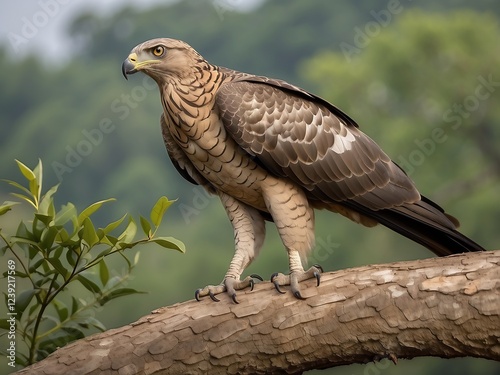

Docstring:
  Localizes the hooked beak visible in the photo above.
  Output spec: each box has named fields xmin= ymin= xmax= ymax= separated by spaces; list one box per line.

xmin=122 ymin=53 xmax=138 ymax=80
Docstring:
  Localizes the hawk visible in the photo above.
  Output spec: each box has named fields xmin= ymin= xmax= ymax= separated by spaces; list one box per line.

xmin=122 ymin=38 xmax=484 ymax=303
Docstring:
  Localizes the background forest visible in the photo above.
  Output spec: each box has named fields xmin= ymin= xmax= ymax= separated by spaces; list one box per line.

xmin=1 ymin=0 xmax=499 ymax=374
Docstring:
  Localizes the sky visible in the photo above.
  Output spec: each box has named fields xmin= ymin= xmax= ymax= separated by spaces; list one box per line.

xmin=0 ymin=0 xmax=262 ymax=64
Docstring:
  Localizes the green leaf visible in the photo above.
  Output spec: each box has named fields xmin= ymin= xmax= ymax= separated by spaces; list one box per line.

xmin=32 ymin=159 xmax=43 ymax=187
xmin=100 ymin=214 xmax=127 ymax=235
xmin=0 ymin=201 xmax=20 ymax=216
xmin=28 ymin=258 xmax=47 ymax=273
xmin=150 ymin=196 xmax=175 ymax=228
xmin=118 ymin=217 xmax=137 ymax=243
xmin=151 ymin=236 xmax=186 ymax=253
xmin=54 ymin=203 xmax=77 ymax=227
xmin=41 ymin=226 xmax=60 ymax=251
xmin=66 ymin=248 xmax=78 ymax=267
xmin=15 ymin=159 xmax=36 ymax=182
xmin=81 ymin=218 xmax=99 ymax=248
xmin=98 ymin=259 xmax=109 ymax=286
xmin=34 ymin=213 xmax=52 ymax=226
xmin=16 ymin=289 xmax=39 ymax=316
xmin=139 ymin=216 xmax=152 ymax=238
xmin=70 ymin=296 xmax=79 ymax=315
xmin=76 ymin=275 xmax=101 ymax=294
xmin=2 ymin=180 xmax=32 ymax=198
xmin=10 ymin=192 xmax=36 ymax=208
xmin=133 ymin=251 xmax=140 ymax=266
xmin=85 ymin=317 xmax=106 ymax=332
xmin=38 ymin=184 xmax=59 ymax=216
xmin=47 ymin=256 xmax=69 ymax=279
xmin=99 ymin=288 xmax=146 ymax=306
xmin=77 ymin=198 xmax=116 ymax=226
xmin=52 ymin=299 xmax=68 ymax=322
xmin=55 ymin=228 xmax=70 ymax=244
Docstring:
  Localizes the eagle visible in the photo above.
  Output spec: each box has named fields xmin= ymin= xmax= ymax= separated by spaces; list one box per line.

xmin=122 ymin=38 xmax=484 ymax=303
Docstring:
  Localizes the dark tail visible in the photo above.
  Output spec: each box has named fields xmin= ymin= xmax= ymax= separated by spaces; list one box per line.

xmin=347 ymin=196 xmax=485 ymax=256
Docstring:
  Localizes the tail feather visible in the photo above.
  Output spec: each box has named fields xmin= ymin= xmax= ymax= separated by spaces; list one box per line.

xmin=346 ymin=196 xmax=485 ymax=256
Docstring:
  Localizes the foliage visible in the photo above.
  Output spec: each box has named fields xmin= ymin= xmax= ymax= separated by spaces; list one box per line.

xmin=0 ymin=160 xmax=184 ymax=367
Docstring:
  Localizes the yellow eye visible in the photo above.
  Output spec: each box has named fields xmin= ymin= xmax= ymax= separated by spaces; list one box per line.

xmin=152 ymin=46 xmax=164 ymax=57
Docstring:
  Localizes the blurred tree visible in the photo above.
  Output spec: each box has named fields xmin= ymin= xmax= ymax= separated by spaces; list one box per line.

xmin=302 ymin=10 xmax=500 ymax=252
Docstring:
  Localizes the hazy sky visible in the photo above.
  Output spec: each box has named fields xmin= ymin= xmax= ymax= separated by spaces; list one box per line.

xmin=0 ymin=0 xmax=261 ymax=64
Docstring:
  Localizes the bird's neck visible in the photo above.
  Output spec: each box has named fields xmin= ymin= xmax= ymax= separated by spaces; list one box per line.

xmin=161 ymin=62 xmax=224 ymax=135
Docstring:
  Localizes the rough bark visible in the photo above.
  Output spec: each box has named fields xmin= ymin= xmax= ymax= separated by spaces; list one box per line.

xmin=16 ymin=250 xmax=500 ymax=375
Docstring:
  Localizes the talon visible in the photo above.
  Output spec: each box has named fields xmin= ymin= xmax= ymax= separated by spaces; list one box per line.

xmin=250 ymin=273 xmax=263 ymax=281
xmin=231 ymin=293 xmax=239 ymax=304
xmin=195 ymin=289 xmax=202 ymax=302
xmin=209 ymin=291 xmax=220 ymax=302
xmin=274 ymin=282 xmax=286 ymax=294
xmin=314 ymin=271 xmax=321 ymax=286
xmin=293 ymin=290 xmax=305 ymax=300
xmin=249 ymin=278 xmax=255 ymax=291
xmin=313 ymin=264 xmax=324 ymax=273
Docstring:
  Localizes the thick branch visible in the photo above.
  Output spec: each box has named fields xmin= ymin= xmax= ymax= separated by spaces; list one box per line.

xmin=16 ymin=251 xmax=500 ymax=375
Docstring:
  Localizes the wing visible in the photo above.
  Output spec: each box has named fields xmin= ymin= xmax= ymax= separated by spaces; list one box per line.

xmin=215 ymin=74 xmax=420 ymax=211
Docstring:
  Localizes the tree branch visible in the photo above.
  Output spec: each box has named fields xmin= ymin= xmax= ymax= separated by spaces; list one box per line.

xmin=16 ymin=251 xmax=500 ymax=375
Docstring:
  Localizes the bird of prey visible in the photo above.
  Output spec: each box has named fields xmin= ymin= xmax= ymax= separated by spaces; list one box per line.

xmin=122 ymin=38 xmax=484 ymax=303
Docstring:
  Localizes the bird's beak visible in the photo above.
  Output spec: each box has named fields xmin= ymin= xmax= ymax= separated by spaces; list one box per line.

xmin=122 ymin=52 xmax=138 ymax=80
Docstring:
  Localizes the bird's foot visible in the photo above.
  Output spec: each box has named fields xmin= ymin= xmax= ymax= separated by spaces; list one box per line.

xmin=270 ymin=264 xmax=323 ymax=299
xmin=195 ymin=274 xmax=263 ymax=304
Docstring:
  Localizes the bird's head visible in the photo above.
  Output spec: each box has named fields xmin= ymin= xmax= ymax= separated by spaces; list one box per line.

xmin=122 ymin=38 xmax=203 ymax=83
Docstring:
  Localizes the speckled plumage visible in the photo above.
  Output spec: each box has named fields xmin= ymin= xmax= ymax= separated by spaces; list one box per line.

xmin=122 ymin=38 xmax=484 ymax=302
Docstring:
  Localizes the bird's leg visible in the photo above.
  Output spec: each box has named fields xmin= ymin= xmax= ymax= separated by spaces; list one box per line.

xmin=263 ymin=179 xmax=322 ymax=299
xmin=271 ymin=252 xmax=323 ymax=299
xmin=195 ymin=193 xmax=265 ymax=303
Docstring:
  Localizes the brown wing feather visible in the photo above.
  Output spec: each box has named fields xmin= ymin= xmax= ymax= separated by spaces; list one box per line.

xmin=215 ymin=77 xmax=420 ymax=210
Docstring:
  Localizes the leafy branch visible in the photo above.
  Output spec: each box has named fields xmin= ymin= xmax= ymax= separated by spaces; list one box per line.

xmin=0 ymin=160 xmax=184 ymax=367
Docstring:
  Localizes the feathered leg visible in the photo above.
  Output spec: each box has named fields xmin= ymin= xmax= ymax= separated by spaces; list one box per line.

xmin=263 ymin=178 xmax=322 ymax=299
xmin=195 ymin=192 xmax=265 ymax=303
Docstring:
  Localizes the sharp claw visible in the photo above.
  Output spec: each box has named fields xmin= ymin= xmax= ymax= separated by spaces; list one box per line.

xmin=231 ymin=293 xmax=239 ymax=304
xmin=271 ymin=272 xmax=287 ymax=294
xmin=209 ymin=291 xmax=220 ymax=302
xmin=250 ymin=273 xmax=264 ymax=281
xmin=249 ymin=278 xmax=255 ymax=291
xmin=314 ymin=271 xmax=321 ymax=286
xmin=313 ymin=264 xmax=324 ymax=273
xmin=195 ymin=289 xmax=202 ymax=302
xmin=293 ymin=290 xmax=305 ymax=300
xmin=273 ymin=281 xmax=286 ymax=294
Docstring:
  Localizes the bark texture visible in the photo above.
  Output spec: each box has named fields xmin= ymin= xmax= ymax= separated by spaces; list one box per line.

xmin=16 ymin=251 xmax=500 ymax=375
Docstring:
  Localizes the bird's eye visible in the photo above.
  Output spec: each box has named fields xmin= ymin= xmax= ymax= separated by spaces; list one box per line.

xmin=152 ymin=46 xmax=164 ymax=57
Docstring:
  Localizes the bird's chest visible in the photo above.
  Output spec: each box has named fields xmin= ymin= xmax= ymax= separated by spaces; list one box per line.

xmin=163 ymin=94 xmax=268 ymax=206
